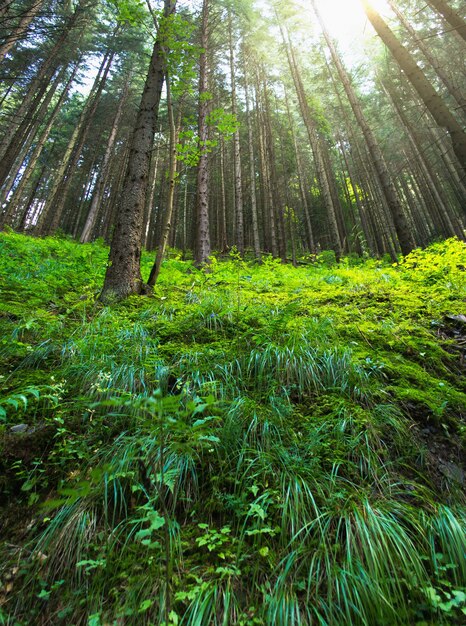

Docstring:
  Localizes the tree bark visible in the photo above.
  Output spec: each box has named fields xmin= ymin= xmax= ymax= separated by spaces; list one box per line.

xmin=361 ymin=0 xmax=466 ymax=171
xmin=0 ymin=0 xmax=44 ymax=63
xmin=313 ymin=0 xmax=415 ymax=255
xmin=80 ymin=73 xmax=130 ymax=243
xmin=228 ymin=11 xmax=244 ymax=255
xmin=195 ymin=0 xmax=211 ymax=266
xmin=147 ymin=77 xmax=179 ymax=286
xmin=283 ymin=32 xmax=342 ymax=256
xmin=244 ymin=63 xmax=261 ymax=260
xmin=426 ymin=0 xmax=466 ymax=42
xmin=387 ymin=0 xmax=465 ymax=119
xmin=101 ymin=0 xmax=176 ymax=301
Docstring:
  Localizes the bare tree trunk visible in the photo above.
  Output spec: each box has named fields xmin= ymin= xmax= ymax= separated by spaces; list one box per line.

xmin=382 ymin=79 xmax=464 ymax=239
xmin=195 ymin=0 xmax=211 ymax=266
xmin=0 ymin=63 xmax=68 ymax=191
xmin=244 ymin=64 xmax=261 ymax=260
xmin=0 ymin=0 xmax=88 ymax=164
xmin=0 ymin=0 xmax=44 ymax=63
xmin=148 ymin=78 xmax=179 ymax=286
xmin=284 ymin=85 xmax=316 ymax=254
xmin=0 ymin=64 xmax=78 ymax=230
xmin=261 ymin=70 xmax=287 ymax=261
xmin=101 ymin=0 xmax=176 ymax=301
xmin=361 ymin=0 xmax=466 ymax=170
xmin=80 ymin=74 xmax=130 ymax=243
xmin=426 ymin=0 xmax=466 ymax=42
xmin=228 ymin=11 xmax=244 ymax=255
xmin=39 ymin=50 xmax=115 ymax=234
xmin=284 ymin=34 xmax=342 ymax=256
xmin=387 ymin=0 xmax=465 ymax=119
xmin=313 ymin=0 xmax=415 ymax=255
xmin=218 ymin=136 xmax=228 ymax=251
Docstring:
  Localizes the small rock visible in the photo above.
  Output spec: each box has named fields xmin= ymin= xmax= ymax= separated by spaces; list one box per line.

xmin=10 ymin=424 xmax=28 ymax=434
xmin=446 ymin=314 xmax=466 ymax=324
xmin=439 ymin=461 xmax=465 ymax=485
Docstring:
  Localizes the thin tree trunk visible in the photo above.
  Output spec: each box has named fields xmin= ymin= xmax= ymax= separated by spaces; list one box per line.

xmin=283 ymin=33 xmax=342 ymax=256
xmin=0 ymin=63 xmax=78 ymax=230
xmin=148 ymin=78 xmax=179 ymax=286
xmin=244 ymin=64 xmax=261 ymax=260
xmin=195 ymin=0 xmax=211 ymax=266
xmin=387 ymin=0 xmax=465 ymax=119
xmin=0 ymin=0 xmax=44 ymax=63
xmin=228 ymin=11 xmax=244 ymax=255
xmin=361 ymin=0 xmax=466 ymax=170
xmin=0 ymin=0 xmax=88 ymax=163
xmin=80 ymin=74 xmax=130 ymax=243
xmin=313 ymin=0 xmax=415 ymax=254
xmin=382 ymin=79 xmax=464 ymax=239
xmin=39 ymin=50 xmax=115 ymax=234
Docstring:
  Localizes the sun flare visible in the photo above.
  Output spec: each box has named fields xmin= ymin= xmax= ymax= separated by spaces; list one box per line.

xmin=313 ymin=0 xmax=391 ymax=47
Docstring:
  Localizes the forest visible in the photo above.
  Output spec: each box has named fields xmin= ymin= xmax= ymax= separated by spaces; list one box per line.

xmin=0 ymin=0 xmax=465 ymax=624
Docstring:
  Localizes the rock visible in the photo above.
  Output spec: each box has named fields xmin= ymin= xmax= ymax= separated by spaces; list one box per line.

xmin=446 ymin=314 xmax=466 ymax=324
xmin=439 ymin=461 xmax=465 ymax=485
xmin=10 ymin=424 xmax=28 ymax=434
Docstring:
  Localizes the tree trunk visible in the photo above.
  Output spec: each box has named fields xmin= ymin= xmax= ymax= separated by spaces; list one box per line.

xmin=0 ymin=0 xmax=44 ymax=63
xmin=426 ymin=0 xmax=466 ymax=42
xmin=101 ymin=0 xmax=176 ymax=301
xmin=38 ymin=50 xmax=115 ymax=234
xmin=0 ymin=0 xmax=88 ymax=163
xmin=80 ymin=73 xmax=130 ymax=243
xmin=228 ymin=11 xmax=244 ymax=255
xmin=0 ymin=63 xmax=78 ymax=230
xmin=387 ymin=0 xmax=465 ymax=119
xmin=361 ymin=0 xmax=466 ymax=170
xmin=195 ymin=0 xmax=211 ymax=266
xmin=284 ymin=34 xmax=342 ymax=256
xmin=147 ymin=78 xmax=179 ymax=286
xmin=244 ymin=63 xmax=261 ymax=260
xmin=313 ymin=0 xmax=415 ymax=255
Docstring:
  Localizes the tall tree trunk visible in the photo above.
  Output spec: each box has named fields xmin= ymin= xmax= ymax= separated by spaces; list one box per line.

xmin=387 ymin=0 xmax=465 ymax=118
xmin=195 ymin=0 xmax=211 ymax=266
xmin=0 ymin=0 xmax=88 ymax=163
xmin=313 ymin=0 xmax=415 ymax=254
xmin=218 ymin=136 xmax=228 ymax=251
xmin=282 ymin=31 xmax=342 ymax=256
xmin=425 ymin=0 xmax=466 ymax=42
xmin=361 ymin=0 xmax=466 ymax=170
xmin=261 ymin=69 xmax=287 ymax=261
xmin=0 ymin=63 xmax=68 ymax=191
xmin=37 ymin=50 xmax=115 ymax=234
xmin=244 ymin=64 xmax=261 ymax=260
xmin=0 ymin=0 xmax=44 ymax=63
xmin=0 ymin=63 xmax=78 ymax=230
xmin=80 ymin=73 xmax=130 ymax=243
xmin=147 ymin=78 xmax=179 ymax=286
xmin=284 ymin=85 xmax=316 ymax=254
xmin=101 ymin=0 xmax=176 ymax=301
xmin=382 ymin=79 xmax=464 ymax=239
xmin=228 ymin=11 xmax=244 ymax=255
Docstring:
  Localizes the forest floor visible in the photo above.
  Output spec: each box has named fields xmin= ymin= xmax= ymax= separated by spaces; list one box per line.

xmin=0 ymin=232 xmax=465 ymax=625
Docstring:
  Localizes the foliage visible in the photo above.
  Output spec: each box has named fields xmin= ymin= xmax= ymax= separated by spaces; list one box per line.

xmin=0 ymin=233 xmax=465 ymax=625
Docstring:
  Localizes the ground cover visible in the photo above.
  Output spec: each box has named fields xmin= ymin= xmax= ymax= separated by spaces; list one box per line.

xmin=0 ymin=232 xmax=465 ymax=625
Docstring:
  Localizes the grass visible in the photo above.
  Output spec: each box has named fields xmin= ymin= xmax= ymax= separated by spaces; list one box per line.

xmin=0 ymin=232 xmax=465 ymax=625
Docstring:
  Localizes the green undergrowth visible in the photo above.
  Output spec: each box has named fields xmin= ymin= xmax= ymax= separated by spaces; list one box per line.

xmin=0 ymin=232 xmax=465 ymax=625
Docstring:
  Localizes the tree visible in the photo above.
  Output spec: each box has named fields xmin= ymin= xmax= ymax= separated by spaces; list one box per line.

xmin=194 ymin=0 xmax=211 ymax=266
xmin=101 ymin=0 xmax=177 ymax=301
xmin=360 ymin=0 xmax=466 ymax=171
xmin=312 ymin=0 xmax=415 ymax=255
